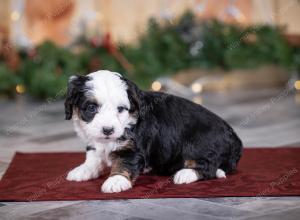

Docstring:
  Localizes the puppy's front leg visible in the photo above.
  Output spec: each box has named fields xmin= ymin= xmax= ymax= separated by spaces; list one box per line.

xmin=101 ymin=149 xmax=143 ymax=193
xmin=67 ymin=146 xmax=103 ymax=182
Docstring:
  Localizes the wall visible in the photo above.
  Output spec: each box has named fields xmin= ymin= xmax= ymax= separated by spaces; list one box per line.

xmin=2 ymin=0 xmax=300 ymax=45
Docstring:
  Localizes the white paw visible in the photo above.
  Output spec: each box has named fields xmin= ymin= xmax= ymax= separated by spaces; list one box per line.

xmin=173 ymin=169 xmax=200 ymax=184
xmin=216 ymin=169 xmax=226 ymax=179
xmin=101 ymin=175 xmax=132 ymax=193
xmin=66 ymin=164 xmax=100 ymax=182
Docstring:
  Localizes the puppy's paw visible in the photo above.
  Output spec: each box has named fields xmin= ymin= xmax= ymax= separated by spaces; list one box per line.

xmin=101 ymin=175 xmax=132 ymax=193
xmin=174 ymin=169 xmax=200 ymax=184
xmin=216 ymin=169 xmax=226 ymax=179
xmin=66 ymin=164 xmax=100 ymax=182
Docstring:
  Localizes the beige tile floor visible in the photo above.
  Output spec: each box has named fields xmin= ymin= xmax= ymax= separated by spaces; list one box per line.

xmin=0 ymin=88 xmax=300 ymax=220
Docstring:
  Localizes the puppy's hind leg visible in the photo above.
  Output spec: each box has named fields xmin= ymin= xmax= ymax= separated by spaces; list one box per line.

xmin=174 ymin=158 xmax=223 ymax=184
xmin=173 ymin=168 xmax=202 ymax=184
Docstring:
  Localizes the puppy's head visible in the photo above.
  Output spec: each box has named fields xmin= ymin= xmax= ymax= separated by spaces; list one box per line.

xmin=65 ymin=70 xmax=141 ymax=142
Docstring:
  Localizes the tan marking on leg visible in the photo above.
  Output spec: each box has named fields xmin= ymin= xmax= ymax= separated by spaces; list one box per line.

xmin=184 ymin=160 xmax=197 ymax=168
xmin=183 ymin=160 xmax=204 ymax=179
xmin=109 ymin=157 xmax=133 ymax=183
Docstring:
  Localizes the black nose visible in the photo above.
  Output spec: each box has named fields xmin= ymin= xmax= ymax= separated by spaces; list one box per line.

xmin=102 ymin=127 xmax=114 ymax=136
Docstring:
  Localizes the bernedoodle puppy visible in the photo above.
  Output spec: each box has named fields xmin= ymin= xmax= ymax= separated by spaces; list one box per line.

xmin=65 ymin=70 xmax=243 ymax=193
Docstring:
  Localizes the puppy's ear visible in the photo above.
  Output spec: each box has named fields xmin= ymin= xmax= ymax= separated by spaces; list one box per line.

xmin=122 ymin=77 xmax=143 ymax=113
xmin=64 ymin=75 xmax=89 ymax=120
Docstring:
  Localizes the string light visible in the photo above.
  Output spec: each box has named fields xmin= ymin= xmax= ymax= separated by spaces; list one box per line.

xmin=11 ymin=11 xmax=20 ymax=21
xmin=295 ymin=80 xmax=300 ymax=90
xmin=16 ymin=84 xmax=25 ymax=94
xmin=191 ymin=83 xmax=203 ymax=93
xmin=152 ymin=81 xmax=162 ymax=91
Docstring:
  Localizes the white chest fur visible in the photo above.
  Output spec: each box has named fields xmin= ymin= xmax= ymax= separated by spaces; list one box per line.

xmin=93 ymin=141 xmax=120 ymax=167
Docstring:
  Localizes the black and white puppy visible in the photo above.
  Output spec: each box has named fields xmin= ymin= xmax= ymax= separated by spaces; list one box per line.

xmin=65 ymin=70 xmax=243 ymax=193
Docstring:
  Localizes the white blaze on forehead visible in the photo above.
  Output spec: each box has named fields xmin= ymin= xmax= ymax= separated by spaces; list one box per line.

xmin=86 ymin=70 xmax=129 ymax=106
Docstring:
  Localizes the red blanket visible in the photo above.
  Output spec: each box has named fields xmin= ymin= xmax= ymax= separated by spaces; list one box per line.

xmin=0 ymin=148 xmax=299 ymax=201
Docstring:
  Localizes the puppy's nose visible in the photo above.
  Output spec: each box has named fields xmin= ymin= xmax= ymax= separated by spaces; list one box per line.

xmin=102 ymin=127 xmax=114 ymax=136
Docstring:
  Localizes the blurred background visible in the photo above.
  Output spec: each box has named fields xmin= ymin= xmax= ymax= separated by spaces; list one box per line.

xmin=1 ymin=1 xmax=300 ymax=219
xmin=1 ymin=0 xmax=300 ymax=174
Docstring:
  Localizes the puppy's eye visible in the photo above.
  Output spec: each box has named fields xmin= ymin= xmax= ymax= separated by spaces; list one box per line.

xmin=118 ymin=106 xmax=128 ymax=113
xmin=86 ymin=104 xmax=97 ymax=113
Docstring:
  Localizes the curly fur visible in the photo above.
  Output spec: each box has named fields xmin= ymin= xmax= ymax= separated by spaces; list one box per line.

xmin=65 ymin=70 xmax=243 ymax=193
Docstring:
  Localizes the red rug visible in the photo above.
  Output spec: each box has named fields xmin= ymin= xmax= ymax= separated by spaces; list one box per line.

xmin=0 ymin=148 xmax=300 ymax=201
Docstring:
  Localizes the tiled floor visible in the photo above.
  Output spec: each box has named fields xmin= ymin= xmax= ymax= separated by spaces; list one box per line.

xmin=0 ymin=87 xmax=300 ymax=220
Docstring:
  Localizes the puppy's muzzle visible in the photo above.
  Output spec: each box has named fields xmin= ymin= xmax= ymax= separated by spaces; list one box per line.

xmin=102 ymin=127 xmax=114 ymax=136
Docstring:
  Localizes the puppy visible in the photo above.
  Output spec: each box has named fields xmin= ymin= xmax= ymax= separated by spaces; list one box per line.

xmin=65 ymin=70 xmax=243 ymax=193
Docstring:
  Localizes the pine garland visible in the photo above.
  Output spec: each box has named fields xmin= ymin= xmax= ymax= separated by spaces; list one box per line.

xmin=0 ymin=11 xmax=299 ymax=99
